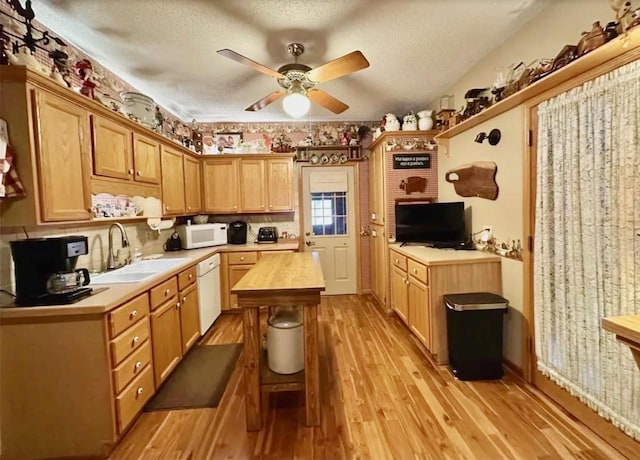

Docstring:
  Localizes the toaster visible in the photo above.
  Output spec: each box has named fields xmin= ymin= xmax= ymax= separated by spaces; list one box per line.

xmin=257 ymin=226 xmax=278 ymax=243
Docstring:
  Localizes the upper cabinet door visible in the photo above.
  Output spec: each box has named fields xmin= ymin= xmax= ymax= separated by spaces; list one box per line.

xmin=132 ymin=133 xmax=161 ymax=184
xmin=161 ymin=146 xmax=185 ymax=215
xmin=92 ymin=115 xmax=133 ymax=181
xmin=203 ymin=158 xmax=238 ymax=213
xmin=183 ymin=154 xmax=202 ymax=214
xmin=266 ymin=158 xmax=293 ymax=212
xmin=32 ymin=90 xmax=92 ymax=222
xmin=238 ymin=159 xmax=266 ymax=212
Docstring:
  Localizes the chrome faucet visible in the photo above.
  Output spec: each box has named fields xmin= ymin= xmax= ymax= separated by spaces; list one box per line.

xmin=106 ymin=223 xmax=131 ymax=270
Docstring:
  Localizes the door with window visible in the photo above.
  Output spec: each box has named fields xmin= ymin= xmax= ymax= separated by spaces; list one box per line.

xmin=302 ymin=166 xmax=357 ymax=295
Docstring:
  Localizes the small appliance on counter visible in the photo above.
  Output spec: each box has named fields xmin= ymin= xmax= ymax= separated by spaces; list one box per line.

xmin=10 ymin=236 xmax=93 ymax=306
xmin=176 ymin=223 xmax=227 ymax=249
xmin=228 ymin=220 xmax=247 ymax=245
xmin=163 ymin=231 xmax=183 ymax=251
xmin=257 ymin=226 xmax=278 ymax=243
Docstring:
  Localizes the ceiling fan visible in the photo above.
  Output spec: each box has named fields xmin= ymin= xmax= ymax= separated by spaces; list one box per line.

xmin=217 ymin=43 xmax=370 ymax=117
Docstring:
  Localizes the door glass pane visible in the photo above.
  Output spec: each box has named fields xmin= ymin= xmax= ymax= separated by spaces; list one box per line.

xmin=311 ymin=192 xmax=347 ymax=236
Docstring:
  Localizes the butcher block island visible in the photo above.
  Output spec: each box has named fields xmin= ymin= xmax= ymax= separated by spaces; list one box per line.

xmin=231 ymin=251 xmax=325 ymax=431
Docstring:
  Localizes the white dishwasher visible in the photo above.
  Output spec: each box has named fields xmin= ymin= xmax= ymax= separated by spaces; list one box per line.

xmin=196 ymin=253 xmax=221 ymax=336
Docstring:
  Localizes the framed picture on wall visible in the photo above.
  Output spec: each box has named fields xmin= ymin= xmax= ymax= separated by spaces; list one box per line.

xmin=216 ymin=132 xmax=243 ymax=153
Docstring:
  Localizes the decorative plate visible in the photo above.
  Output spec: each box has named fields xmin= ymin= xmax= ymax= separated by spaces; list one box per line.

xmin=310 ymin=154 xmax=320 ymax=164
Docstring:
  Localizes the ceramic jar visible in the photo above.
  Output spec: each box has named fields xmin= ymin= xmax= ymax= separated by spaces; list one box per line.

xmin=120 ymin=92 xmax=156 ymax=127
xmin=417 ymin=110 xmax=434 ymax=131
xmin=384 ymin=113 xmax=400 ymax=132
xmin=402 ymin=111 xmax=418 ymax=131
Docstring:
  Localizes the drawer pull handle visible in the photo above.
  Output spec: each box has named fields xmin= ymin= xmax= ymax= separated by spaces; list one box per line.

xmin=135 ymin=361 xmax=143 ymax=370
xmin=128 ymin=168 xmax=134 ymax=174
xmin=133 ymin=336 xmax=140 ymax=344
xmin=130 ymin=310 xmax=138 ymax=318
xmin=136 ymin=387 xmax=143 ymax=396
xmin=240 ymin=257 xmax=245 ymax=261
xmin=176 ymin=302 xmax=181 ymax=309
xmin=188 ymin=274 xmax=193 ymax=279
xmin=413 ymin=268 xmax=417 ymax=274
xmin=182 ymin=296 xmax=187 ymax=302
xmin=136 ymin=170 xmax=142 ymax=176
xmin=165 ymin=289 xmax=171 ymax=296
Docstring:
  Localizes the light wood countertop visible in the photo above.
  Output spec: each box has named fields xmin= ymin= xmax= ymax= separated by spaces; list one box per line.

xmin=602 ymin=315 xmax=640 ymax=347
xmin=389 ymin=244 xmax=501 ymax=266
xmin=0 ymin=240 xmax=300 ymax=319
xmin=231 ymin=251 xmax=325 ymax=298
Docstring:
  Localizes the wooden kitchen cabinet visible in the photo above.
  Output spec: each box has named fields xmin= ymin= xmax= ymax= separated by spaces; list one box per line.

xmin=32 ymin=89 xmax=93 ymax=222
xmin=390 ymin=265 xmax=409 ymax=324
xmin=183 ymin=153 xmax=203 ymax=214
xmin=389 ymin=247 xmax=501 ymax=363
xmin=203 ymin=154 xmax=294 ymax=214
xmin=203 ymin=157 xmax=239 ymax=213
xmin=408 ymin=269 xmax=431 ymax=349
xmin=150 ymin=294 xmax=183 ymax=387
xmin=132 ymin=133 xmax=162 ymax=184
xmin=239 ymin=159 xmax=267 ymax=212
xmin=389 ymin=249 xmax=430 ymax=348
xmin=179 ymin=276 xmax=200 ymax=354
xmin=266 ymin=157 xmax=294 ymax=211
xmin=161 ymin=145 xmax=186 ymax=215
xmin=370 ymin=223 xmax=386 ymax=307
xmin=92 ymin=116 xmax=161 ymax=185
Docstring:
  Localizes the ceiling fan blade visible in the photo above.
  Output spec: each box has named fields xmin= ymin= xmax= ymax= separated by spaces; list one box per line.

xmin=217 ymin=49 xmax=285 ymax=79
xmin=306 ymin=51 xmax=370 ymax=83
xmin=307 ymin=89 xmax=349 ymax=114
xmin=245 ymin=91 xmax=286 ymax=112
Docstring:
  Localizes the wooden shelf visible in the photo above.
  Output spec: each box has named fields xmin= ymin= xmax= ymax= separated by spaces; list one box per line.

xmin=434 ymin=27 xmax=640 ymax=141
xmin=260 ymin=350 xmax=305 ymax=393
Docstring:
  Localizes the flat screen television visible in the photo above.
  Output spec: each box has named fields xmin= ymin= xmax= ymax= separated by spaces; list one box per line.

xmin=395 ymin=201 xmax=466 ymax=247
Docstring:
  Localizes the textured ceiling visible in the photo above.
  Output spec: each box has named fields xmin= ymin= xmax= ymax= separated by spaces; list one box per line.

xmin=34 ymin=0 xmax=547 ymax=122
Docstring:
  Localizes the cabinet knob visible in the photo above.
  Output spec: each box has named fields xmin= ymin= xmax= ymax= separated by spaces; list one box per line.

xmin=188 ymin=274 xmax=193 ymax=279
xmin=136 ymin=387 xmax=143 ymax=396
xmin=395 ymin=258 xmax=399 ymax=263
xmin=176 ymin=302 xmax=181 ymax=309
xmin=233 ymin=205 xmax=237 ymax=209
xmin=128 ymin=169 xmax=134 ymax=175
xmin=269 ymin=205 xmax=272 ymax=208
xmin=182 ymin=296 xmax=186 ymax=302
xmin=405 ymin=279 xmax=410 ymax=285
xmin=165 ymin=289 xmax=171 ymax=296
xmin=130 ymin=310 xmax=138 ymax=318
xmin=240 ymin=256 xmax=245 ymax=261
xmin=413 ymin=268 xmax=417 ymax=274
xmin=165 ymin=205 xmax=169 ymax=211
xmin=136 ymin=170 xmax=142 ymax=176
xmin=135 ymin=361 xmax=143 ymax=370
xmin=187 ymin=206 xmax=191 ymax=210
xmin=133 ymin=336 xmax=140 ymax=344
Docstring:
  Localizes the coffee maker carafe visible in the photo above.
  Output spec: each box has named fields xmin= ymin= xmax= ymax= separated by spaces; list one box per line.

xmin=10 ymin=236 xmax=93 ymax=306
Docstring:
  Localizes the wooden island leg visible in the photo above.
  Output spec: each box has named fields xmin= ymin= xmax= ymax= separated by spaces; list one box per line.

xmin=303 ymin=303 xmax=320 ymax=426
xmin=243 ymin=306 xmax=262 ymax=431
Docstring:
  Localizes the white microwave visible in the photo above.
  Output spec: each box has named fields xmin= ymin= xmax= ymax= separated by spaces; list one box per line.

xmin=176 ymin=223 xmax=227 ymax=249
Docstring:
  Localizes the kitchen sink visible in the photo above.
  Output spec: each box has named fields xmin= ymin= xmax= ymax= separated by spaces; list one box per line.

xmin=90 ymin=258 xmax=190 ymax=285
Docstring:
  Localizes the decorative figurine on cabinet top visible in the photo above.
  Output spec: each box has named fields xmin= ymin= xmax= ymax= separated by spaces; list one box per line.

xmin=402 ymin=111 xmax=418 ymax=131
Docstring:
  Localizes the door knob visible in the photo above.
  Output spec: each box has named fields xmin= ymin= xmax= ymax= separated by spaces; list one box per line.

xmin=305 ymin=240 xmax=316 ymax=246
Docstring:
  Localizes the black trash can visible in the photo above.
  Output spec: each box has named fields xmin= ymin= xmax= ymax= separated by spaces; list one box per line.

xmin=444 ymin=292 xmax=508 ymax=381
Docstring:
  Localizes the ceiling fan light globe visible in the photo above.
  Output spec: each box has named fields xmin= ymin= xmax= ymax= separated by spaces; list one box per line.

xmin=283 ymin=93 xmax=310 ymax=118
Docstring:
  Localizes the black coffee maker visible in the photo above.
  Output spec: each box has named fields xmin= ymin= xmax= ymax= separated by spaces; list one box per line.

xmin=10 ymin=236 xmax=93 ymax=306
xmin=228 ymin=221 xmax=247 ymax=244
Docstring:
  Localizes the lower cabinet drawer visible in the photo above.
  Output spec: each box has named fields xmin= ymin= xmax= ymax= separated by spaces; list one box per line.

xmin=408 ymin=260 xmax=428 ymax=284
xmin=110 ymin=318 xmax=150 ymax=366
xmin=228 ymin=251 xmax=258 ymax=265
xmin=112 ymin=340 xmax=152 ymax=394
xmin=115 ymin=364 xmax=154 ymax=434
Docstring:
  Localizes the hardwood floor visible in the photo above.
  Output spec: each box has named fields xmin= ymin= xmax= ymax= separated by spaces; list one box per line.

xmin=110 ymin=295 xmax=628 ymax=459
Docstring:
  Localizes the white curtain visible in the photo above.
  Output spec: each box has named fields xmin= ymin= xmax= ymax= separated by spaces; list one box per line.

xmin=535 ymin=59 xmax=640 ymax=439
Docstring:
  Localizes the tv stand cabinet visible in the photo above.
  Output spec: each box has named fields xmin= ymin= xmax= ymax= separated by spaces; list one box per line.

xmin=389 ymin=245 xmax=502 ymax=364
